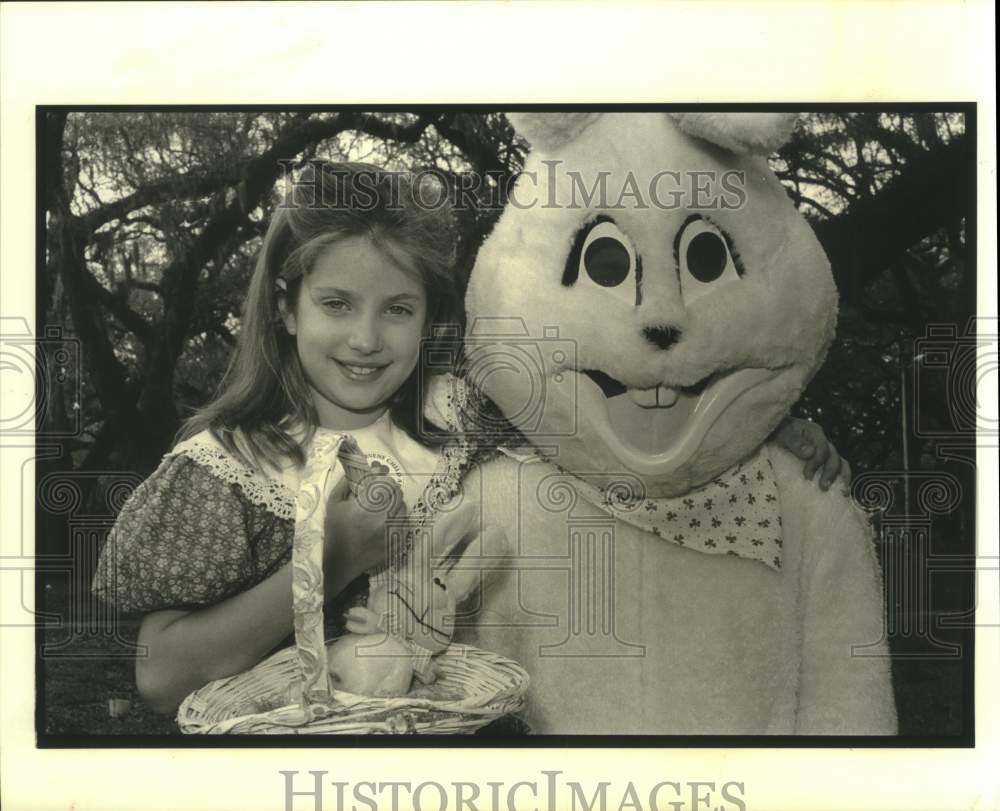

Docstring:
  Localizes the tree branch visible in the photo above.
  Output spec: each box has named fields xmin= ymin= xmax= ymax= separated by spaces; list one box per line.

xmin=432 ymin=113 xmax=511 ymax=178
xmin=813 ymin=133 xmax=970 ymax=302
xmin=82 ymin=270 xmax=156 ymax=344
xmin=79 ymin=165 xmax=242 ymax=233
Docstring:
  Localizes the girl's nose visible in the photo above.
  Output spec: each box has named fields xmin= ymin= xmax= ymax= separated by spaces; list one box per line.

xmin=347 ymin=316 xmax=383 ymax=354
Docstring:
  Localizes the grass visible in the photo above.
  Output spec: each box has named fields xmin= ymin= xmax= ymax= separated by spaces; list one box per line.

xmin=40 ymin=605 xmax=178 ymax=737
xmin=39 ymin=580 xmax=969 ymax=739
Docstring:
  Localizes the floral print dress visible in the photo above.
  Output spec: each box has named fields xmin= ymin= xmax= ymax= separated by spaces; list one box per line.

xmin=91 ymin=413 xmax=480 ymax=628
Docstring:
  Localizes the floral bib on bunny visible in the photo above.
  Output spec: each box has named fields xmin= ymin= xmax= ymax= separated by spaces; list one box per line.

xmin=425 ymin=372 xmax=785 ymax=572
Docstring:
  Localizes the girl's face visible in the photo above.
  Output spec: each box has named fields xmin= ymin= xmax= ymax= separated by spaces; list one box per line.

xmin=282 ymin=235 xmax=428 ymax=430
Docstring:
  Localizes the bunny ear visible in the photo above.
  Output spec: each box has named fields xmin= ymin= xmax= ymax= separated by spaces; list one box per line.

xmin=668 ymin=112 xmax=798 ymax=155
xmin=508 ymin=112 xmax=602 ymax=151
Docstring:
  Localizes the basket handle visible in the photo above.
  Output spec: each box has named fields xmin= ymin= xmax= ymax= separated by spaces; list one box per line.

xmin=291 ymin=434 xmax=362 ymax=709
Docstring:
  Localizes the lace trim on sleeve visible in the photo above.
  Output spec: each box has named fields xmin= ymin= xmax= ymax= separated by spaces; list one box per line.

xmin=423 ymin=372 xmax=467 ymax=433
xmin=168 ymin=437 xmax=296 ymax=521
xmin=429 ymin=370 xmax=530 ymax=449
xmin=408 ymin=439 xmax=475 ymax=526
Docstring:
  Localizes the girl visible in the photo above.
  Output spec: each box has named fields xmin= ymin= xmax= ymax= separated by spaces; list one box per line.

xmin=93 ymin=160 xmax=847 ymax=715
xmin=93 ymin=161 xmax=468 ymax=713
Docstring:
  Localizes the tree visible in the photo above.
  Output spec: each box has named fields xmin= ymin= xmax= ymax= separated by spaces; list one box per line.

xmin=773 ymin=112 xmax=973 ymax=476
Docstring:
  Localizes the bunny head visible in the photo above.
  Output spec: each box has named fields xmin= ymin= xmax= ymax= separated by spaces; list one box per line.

xmin=464 ymin=112 xmax=837 ymax=497
xmin=363 ymin=522 xmax=510 ymax=655
xmin=367 ymin=548 xmax=457 ymax=655
xmin=323 ymin=543 xmax=457 ymax=697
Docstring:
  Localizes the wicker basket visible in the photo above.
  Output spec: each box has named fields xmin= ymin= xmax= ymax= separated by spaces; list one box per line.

xmin=178 ymin=641 xmax=528 ymax=735
xmin=176 ymin=434 xmax=529 ymax=735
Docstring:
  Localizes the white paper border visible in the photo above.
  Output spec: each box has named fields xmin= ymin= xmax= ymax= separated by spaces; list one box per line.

xmin=2 ymin=2 xmax=996 ymax=810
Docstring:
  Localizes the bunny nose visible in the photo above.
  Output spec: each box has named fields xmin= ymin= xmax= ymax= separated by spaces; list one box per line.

xmin=643 ymin=325 xmax=681 ymax=351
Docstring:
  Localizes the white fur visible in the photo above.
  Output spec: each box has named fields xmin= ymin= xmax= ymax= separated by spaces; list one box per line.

xmin=507 ymin=112 xmax=602 ymax=151
xmin=670 ymin=112 xmax=798 ymax=155
xmin=458 ymin=448 xmax=896 ymax=733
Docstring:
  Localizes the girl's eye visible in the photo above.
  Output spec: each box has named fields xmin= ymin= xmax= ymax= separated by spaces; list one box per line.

xmin=386 ymin=304 xmax=414 ymax=316
xmin=322 ymin=299 xmax=349 ymax=312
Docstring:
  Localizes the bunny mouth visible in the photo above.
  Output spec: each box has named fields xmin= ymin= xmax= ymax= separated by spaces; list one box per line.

xmin=582 ymin=369 xmax=713 ymax=403
xmin=575 ymin=367 xmax=778 ymax=475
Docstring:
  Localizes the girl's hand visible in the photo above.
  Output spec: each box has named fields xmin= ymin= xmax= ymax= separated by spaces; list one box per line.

xmin=344 ymin=605 xmax=383 ymax=635
xmin=323 ymin=468 xmax=405 ymax=599
xmin=773 ymin=417 xmax=851 ymax=491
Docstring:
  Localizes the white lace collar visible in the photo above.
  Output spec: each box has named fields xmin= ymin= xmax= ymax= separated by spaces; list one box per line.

xmin=168 ymin=430 xmax=299 ymax=520
xmin=168 ymin=414 xmax=470 ymax=527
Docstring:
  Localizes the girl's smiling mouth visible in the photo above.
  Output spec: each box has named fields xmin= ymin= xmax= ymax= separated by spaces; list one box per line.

xmin=334 ymin=359 xmax=389 ymax=381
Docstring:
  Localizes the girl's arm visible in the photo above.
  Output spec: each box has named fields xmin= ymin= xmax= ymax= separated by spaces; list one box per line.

xmin=136 ymin=558 xmax=367 ymax=715
xmin=135 ymin=563 xmax=294 ymax=714
xmin=135 ymin=473 xmax=397 ymax=714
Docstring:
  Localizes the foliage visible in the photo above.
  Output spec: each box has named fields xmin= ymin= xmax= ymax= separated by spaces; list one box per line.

xmin=772 ymin=113 xmax=972 ymax=476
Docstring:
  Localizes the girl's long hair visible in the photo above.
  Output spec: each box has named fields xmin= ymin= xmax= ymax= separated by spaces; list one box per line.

xmin=178 ymin=161 xmax=462 ymax=471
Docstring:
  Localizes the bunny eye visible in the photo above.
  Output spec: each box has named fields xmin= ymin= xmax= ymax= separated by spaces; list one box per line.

xmin=675 ymin=216 xmax=742 ymax=305
xmin=433 ymin=577 xmax=447 ymax=591
xmin=583 ymin=227 xmax=632 ymax=287
xmin=563 ymin=217 xmax=641 ymax=307
xmin=686 ymin=231 xmax=728 ymax=283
